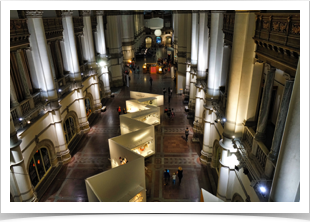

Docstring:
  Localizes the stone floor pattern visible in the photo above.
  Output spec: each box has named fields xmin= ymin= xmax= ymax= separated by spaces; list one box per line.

xmin=40 ymin=48 xmax=218 ymax=202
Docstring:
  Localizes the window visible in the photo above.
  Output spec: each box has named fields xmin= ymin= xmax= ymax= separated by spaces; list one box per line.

xmin=63 ymin=116 xmax=76 ymax=144
xmin=85 ymin=98 xmax=92 ymax=117
xmin=28 ymin=148 xmax=51 ymax=189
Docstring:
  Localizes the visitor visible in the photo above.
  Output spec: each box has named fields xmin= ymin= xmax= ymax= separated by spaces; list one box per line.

xmin=171 ymin=108 xmax=175 ymax=119
xmin=164 ymin=107 xmax=168 ymax=118
xmin=167 ymin=108 xmax=171 ymax=119
xmin=172 ymin=173 xmax=176 ymax=185
xmin=117 ymin=106 xmax=122 ymax=115
xmin=177 ymin=167 xmax=183 ymax=185
xmin=185 ymin=127 xmax=189 ymax=142
xmin=149 ymin=77 xmax=153 ymax=86
xmin=164 ymin=169 xmax=170 ymax=186
xmin=123 ymin=108 xmax=127 ymax=114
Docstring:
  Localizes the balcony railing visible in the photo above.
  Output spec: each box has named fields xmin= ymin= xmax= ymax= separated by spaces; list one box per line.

xmin=242 ymin=126 xmax=255 ymax=153
xmin=21 ymin=100 xmax=31 ymax=115
xmin=255 ymin=142 xmax=269 ymax=171
xmin=11 ymin=107 xmax=18 ymax=122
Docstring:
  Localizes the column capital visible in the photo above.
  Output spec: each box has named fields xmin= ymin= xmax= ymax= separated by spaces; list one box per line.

xmin=26 ymin=10 xmax=43 ymax=18
xmin=79 ymin=10 xmax=91 ymax=17
xmin=95 ymin=10 xmax=104 ymax=16
xmin=61 ymin=10 xmax=73 ymax=17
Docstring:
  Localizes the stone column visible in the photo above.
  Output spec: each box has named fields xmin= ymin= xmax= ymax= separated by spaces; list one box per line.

xmin=185 ymin=62 xmax=191 ymax=90
xmin=26 ymin=10 xmax=57 ymax=101
xmin=269 ymin=59 xmax=300 ymax=202
xmin=15 ymin=50 xmax=31 ymax=99
xmin=10 ymin=114 xmax=37 ymax=202
xmin=265 ymin=79 xmax=294 ymax=178
xmin=186 ymin=13 xmax=192 ymax=61
xmin=95 ymin=11 xmax=107 ymax=56
xmin=55 ymin=40 xmax=64 ymax=77
xmin=91 ymin=75 xmax=102 ymax=113
xmin=46 ymin=42 xmax=57 ymax=80
xmin=106 ymin=11 xmax=123 ymax=87
xmin=99 ymin=62 xmax=111 ymax=95
xmin=194 ymin=86 xmax=205 ymax=123
xmin=80 ymin=10 xmax=96 ymax=68
xmin=189 ymin=71 xmax=197 ymax=108
xmin=207 ymin=12 xmax=224 ymax=96
xmin=221 ymin=45 xmax=231 ymax=89
xmin=10 ymin=75 xmax=20 ymax=107
xmin=191 ymin=11 xmax=199 ymax=66
xmin=173 ymin=11 xmax=178 ymax=63
xmin=51 ymin=108 xmax=71 ymax=164
xmin=200 ymin=104 xmax=213 ymax=164
xmin=61 ymin=10 xmax=82 ymax=81
xmin=197 ymin=11 xmax=209 ymax=79
xmin=76 ymin=86 xmax=90 ymax=133
xmin=121 ymin=11 xmax=135 ymax=63
xmin=254 ymin=67 xmax=276 ymax=142
xmin=217 ymin=11 xmax=257 ymax=201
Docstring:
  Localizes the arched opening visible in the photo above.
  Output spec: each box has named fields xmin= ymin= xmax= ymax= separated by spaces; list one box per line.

xmin=63 ymin=116 xmax=76 ymax=144
xmin=166 ymin=36 xmax=172 ymax=46
xmin=145 ymin=37 xmax=152 ymax=49
xmin=211 ymin=140 xmax=222 ymax=173
xmin=85 ymin=98 xmax=92 ymax=117
xmin=99 ymin=80 xmax=104 ymax=99
xmin=156 ymin=36 xmax=162 ymax=44
xmin=232 ymin=193 xmax=244 ymax=202
xmin=28 ymin=147 xmax=52 ymax=190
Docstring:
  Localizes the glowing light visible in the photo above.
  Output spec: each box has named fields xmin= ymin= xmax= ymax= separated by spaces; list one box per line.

xmin=217 ymin=119 xmax=220 ymax=122
xmin=58 ymin=89 xmax=62 ymax=92
xmin=232 ymin=136 xmax=235 ymax=139
xmin=19 ymin=118 xmax=23 ymax=121
xmin=99 ymin=61 xmax=105 ymax=67
xmin=37 ymin=160 xmax=40 ymax=164
xmin=222 ymin=118 xmax=226 ymax=122
xmin=259 ymin=186 xmax=266 ymax=193
xmin=27 ymin=121 xmax=31 ymax=124
xmin=154 ymin=29 xmax=162 ymax=36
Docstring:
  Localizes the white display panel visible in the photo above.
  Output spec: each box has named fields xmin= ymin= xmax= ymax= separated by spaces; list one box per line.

xmin=126 ymin=100 xmax=149 ymax=113
xmin=119 ymin=116 xmax=150 ymax=135
xmin=111 ymin=126 xmax=155 ymax=158
xmin=136 ymin=97 xmax=158 ymax=107
xmin=130 ymin=91 xmax=164 ymax=106
xmin=85 ymin=157 xmax=145 ymax=202
xmin=200 ymin=188 xmax=224 ymax=202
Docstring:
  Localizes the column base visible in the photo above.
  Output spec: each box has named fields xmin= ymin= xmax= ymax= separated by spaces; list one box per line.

xmin=94 ymin=102 xmax=102 ymax=113
xmin=80 ymin=121 xmax=90 ymax=133
xmin=200 ymin=150 xmax=212 ymax=165
xmin=57 ymin=149 xmax=71 ymax=165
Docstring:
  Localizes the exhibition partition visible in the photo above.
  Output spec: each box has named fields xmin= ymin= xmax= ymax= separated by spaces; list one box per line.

xmin=130 ymin=91 xmax=164 ymax=106
xmin=85 ymin=92 xmax=163 ymax=202
xmin=200 ymin=188 xmax=224 ymax=202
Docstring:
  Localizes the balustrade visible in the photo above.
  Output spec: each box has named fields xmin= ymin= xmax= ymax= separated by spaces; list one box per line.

xmin=21 ymin=100 xmax=31 ymax=115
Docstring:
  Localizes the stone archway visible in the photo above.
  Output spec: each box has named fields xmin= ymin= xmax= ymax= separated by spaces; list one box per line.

xmin=26 ymin=139 xmax=58 ymax=169
xmin=232 ymin=193 xmax=244 ymax=202
xmin=211 ymin=140 xmax=222 ymax=170
xmin=64 ymin=110 xmax=81 ymax=136
xmin=99 ymin=80 xmax=104 ymax=99
xmin=84 ymin=92 xmax=94 ymax=118
xmin=145 ymin=36 xmax=153 ymax=48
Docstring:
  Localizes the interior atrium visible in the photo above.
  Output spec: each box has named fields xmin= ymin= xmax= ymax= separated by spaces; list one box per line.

xmin=9 ymin=9 xmax=301 ymax=203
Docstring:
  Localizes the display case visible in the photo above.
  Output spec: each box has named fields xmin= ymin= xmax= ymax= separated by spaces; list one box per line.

xmin=136 ymin=97 xmax=157 ymax=107
xmin=134 ymin=112 xmax=160 ymax=126
xmin=130 ymin=138 xmax=154 ymax=157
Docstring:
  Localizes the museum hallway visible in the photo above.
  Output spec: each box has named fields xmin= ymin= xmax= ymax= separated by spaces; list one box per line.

xmin=39 ymin=50 xmax=218 ymax=202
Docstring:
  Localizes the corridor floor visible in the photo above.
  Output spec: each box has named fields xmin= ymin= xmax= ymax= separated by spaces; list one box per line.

xmin=40 ymin=48 xmax=218 ymax=202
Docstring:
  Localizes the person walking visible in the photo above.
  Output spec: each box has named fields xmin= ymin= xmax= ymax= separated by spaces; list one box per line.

xmin=172 ymin=173 xmax=176 ymax=185
xmin=149 ymin=77 xmax=153 ymax=86
xmin=164 ymin=169 xmax=170 ymax=186
xmin=185 ymin=127 xmax=189 ymax=142
xmin=171 ymin=108 xmax=175 ymax=120
xmin=167 ymin=108 xmax=171 ymax=119
xmin=164 ymin=107 xmax=168 ymax=118
xmin=117 ymin=106 xmax=122 ymax=115
xmin=177 ymin=167 xmax=183 ymax=185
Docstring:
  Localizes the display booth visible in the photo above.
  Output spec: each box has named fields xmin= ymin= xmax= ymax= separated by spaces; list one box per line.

xmin=111 ymin=125 xmax=155 ymax=158
xmin=130 ymin=91 xmax=164 ymax=106
xmin=85 ymin=148 xmax=146 ymax=202
xmin=119 ymin=116 xmax=150 ymax=135
xmin=123 ymin=107 xmax=160 ymax=126
xmin=200 ymin=188 xmax=224 ymax=202
xmin=126 ymin=100 xmax=150 ymax=113
xmin=86 ymin=90 xmax=163 ymax=202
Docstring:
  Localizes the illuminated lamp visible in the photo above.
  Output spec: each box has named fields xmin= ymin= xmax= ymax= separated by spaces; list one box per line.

xmin=99 ymin=61 xmax=105 ymax=67
xmin=37 ymin=160 xmax=40 ymax=164
xmin=154 ymin=29 xmax=162 ymax=36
